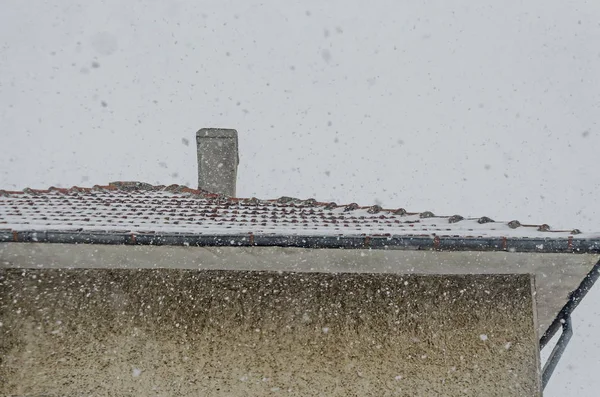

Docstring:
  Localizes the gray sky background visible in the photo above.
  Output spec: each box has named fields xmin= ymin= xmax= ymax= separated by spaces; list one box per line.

xmin=1 ymin=0 xmax=599 ymax=393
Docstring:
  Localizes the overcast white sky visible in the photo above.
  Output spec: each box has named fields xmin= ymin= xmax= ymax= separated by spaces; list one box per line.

xmin=1 ymin=0 xmax=599 ymax=394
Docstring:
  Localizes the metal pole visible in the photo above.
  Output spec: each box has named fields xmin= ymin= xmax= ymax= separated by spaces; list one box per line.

xmin=542 ymin=316 xmax=573 ymax=390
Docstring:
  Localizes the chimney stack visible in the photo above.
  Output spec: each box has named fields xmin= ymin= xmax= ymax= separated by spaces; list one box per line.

xmin=196 ymin=128 xmax=239 ymax=197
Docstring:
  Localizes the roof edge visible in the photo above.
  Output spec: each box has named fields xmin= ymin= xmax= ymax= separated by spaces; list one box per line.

xmin=1 ymin=230 xmax=599 ymax=254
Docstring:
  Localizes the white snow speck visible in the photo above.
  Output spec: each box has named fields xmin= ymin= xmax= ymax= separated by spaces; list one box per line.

xmin=270 ymin=387 xmax=280 ymax=391
xmin=322 ymin=327 xmax=330 ymax=334
xmin=504 ymin=342 xmax=512 ymax=350
xmin=394 ymin=375 xmax=403 ymax=380
xmin=132 ymin=368 xmax=142 ymax=377
xmin=479 ymin=334 xmax=488 ymax=341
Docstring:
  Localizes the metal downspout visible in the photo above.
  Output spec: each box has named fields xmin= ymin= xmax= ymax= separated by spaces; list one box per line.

xmin=539 ymin=258 xmax=600 ymax=389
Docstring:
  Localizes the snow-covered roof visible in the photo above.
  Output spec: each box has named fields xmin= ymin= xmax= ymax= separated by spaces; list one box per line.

xmin=1 ymin=181 xmax=599 ymax=252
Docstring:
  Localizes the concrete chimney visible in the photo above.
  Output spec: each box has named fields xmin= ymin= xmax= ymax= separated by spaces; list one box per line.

xmin=196 ymin=128 xmax=239 ymax=197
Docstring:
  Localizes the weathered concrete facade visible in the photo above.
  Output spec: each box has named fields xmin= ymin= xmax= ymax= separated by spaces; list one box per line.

xmin=2 ymin=243 xmax=596 ymax=334
xmin=1 ymin=268 xmax=540 ymax=396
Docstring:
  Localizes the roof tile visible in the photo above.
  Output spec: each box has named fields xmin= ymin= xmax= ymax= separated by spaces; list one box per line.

xmin=0 ymin=182 xmax=595 ymax=240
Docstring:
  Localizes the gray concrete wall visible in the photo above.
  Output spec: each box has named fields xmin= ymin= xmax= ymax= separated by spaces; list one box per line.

xmin=2 ymin=242 xmax=597 ymax=336
xmin=1 ymin=269 xmax=540 ymax=396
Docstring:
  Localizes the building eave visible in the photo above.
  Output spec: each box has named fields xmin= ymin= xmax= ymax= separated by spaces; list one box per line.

xmin=2 ymin=229 xmax=600 ymax=254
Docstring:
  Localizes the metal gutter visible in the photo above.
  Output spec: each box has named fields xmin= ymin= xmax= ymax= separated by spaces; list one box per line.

xmin=1 ymin=229 xmax=600 ymax=253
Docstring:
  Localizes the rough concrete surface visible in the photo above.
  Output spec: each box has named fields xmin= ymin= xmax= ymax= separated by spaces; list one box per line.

xmin=196 ymin=128 xmax=239 ymax=197
xmin=1 ymin=243 xmax=596 ymax=336
xmin=0 ymin=269 xmax=539 ymax=396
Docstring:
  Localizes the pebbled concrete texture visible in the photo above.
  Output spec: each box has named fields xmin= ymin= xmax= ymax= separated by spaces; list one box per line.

xmin=0 ymin=269 xmax=539 ymax=396
xmin=2 ymin=243 xmax=596 ymax=337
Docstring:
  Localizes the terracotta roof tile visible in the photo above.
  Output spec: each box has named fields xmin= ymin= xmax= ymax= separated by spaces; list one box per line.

xmin=0 ymin=182 xmax=595 ymax=240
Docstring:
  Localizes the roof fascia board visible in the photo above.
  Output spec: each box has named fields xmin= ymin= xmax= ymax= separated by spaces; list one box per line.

xmin=1 ymin=230 xmax=599 ymax=253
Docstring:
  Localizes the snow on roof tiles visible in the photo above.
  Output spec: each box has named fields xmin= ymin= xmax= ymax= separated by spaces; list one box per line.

xmin=0 ymin=181 xmax=594 ymax=241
